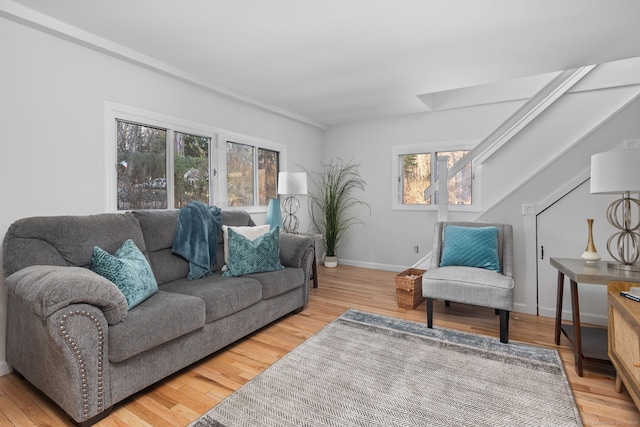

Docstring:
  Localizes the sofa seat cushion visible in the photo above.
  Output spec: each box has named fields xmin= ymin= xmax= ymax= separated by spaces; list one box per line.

xmin=160 ymin=274 xmax=262 ymax=323
xmin=422 ymin=266 xmax=514 ymax=311
xmin=108 ymin=290 xmax=205 ymax=363
xmin=248 ymin=267 xmax=303 ymax=300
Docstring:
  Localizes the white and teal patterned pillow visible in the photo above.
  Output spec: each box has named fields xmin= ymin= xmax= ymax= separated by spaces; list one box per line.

xmin=439 ymin=225 xmax=500 ymax=272
xmin=222 ymin=226 xmax=285 ymax=277
xmin=90 ymin=239 xmax=158 ymax=309
xmin=222 ymin=224 xmax=270 ymax=268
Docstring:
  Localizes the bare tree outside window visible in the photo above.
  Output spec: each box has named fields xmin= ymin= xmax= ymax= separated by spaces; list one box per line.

xmin=258 ymin=148 xmax=278 ymax=206
xmin=437 ymin=150 xmax=472 ymax=205
xmin=117 ymin=120 xmax=167 ymax=210
xmin=402 ymin=153 xmax=431 ymax=204
xmin=226 ymin=142 xmax=279 ymax=207
xmin=227 ymin=141 xmax=254 ymax=207
xmin=401 ymin=150 xmax=471 ymax=205
xmin=113 ymin=109 xmax=283 ymax=211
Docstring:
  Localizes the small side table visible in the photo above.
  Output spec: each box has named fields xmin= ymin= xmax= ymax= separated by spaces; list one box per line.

xmin=550 ymin=257 xmax=640 ymax=376
xmin=299 ymin=233 xmax=322 ymax=288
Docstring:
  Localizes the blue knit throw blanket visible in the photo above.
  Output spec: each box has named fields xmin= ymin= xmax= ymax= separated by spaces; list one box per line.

xmin=172 ymin=201 xmax=222 ymax=280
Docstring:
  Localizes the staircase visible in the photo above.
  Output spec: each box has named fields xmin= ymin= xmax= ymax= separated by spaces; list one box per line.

xmin=415 ymin=58 xmax=640 ymax=271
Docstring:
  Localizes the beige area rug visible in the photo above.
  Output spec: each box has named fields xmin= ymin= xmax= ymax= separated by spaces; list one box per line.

xmin=190 ymin=309 xmax=582 ymax=426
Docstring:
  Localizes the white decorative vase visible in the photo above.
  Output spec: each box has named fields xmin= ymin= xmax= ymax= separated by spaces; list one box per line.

xmin=324 ymin=255 xmax=338 ymax=268
xmin=581 ymin=218 xmax=601 ymax=264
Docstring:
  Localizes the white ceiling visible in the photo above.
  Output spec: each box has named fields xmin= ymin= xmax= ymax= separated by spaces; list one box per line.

xmin=6 ymin=0 xmax=640 ymax=127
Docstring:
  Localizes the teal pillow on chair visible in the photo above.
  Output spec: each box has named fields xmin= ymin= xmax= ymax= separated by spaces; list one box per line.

xmin=439 ymin=225 xmax=500 ymax=271
xmin=90 ymin=239 xmax=158 ymax=309
xmin=223 ymin=226 xmax=285 ymax=277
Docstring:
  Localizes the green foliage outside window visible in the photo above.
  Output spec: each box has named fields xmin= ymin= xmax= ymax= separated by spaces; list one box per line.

xmin=174 ymin=132 xmax=209 ymax=208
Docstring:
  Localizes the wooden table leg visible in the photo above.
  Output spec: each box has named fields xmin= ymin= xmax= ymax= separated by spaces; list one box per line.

xmin=554 ymin=271 xmax=564 ymax=345
xmin=311 ymin=250 xmax=318 ymax=288
xmin=570 ymin=279 xmax=583 ymax=377
xmin=615 ymin=374 xmax=623 ymax=393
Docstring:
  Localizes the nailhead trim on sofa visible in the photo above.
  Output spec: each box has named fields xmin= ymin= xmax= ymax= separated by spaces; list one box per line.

xmin=59 ymin=310 xmax=105 ymax=420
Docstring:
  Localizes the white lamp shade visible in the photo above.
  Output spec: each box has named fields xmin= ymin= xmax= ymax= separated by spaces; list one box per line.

xmin=278 ymin=172 xmax=308 ymax=195
xmin=590 ymin=149 xmax=640 ymax=194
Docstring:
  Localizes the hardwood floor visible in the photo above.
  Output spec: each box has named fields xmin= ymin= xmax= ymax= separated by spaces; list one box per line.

xmin=0 ymin=265 xmax=638 ymax=426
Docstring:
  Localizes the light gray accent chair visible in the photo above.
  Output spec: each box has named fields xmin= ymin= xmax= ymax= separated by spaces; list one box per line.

xmin=422 ymin=221 xmax=514 ymax=343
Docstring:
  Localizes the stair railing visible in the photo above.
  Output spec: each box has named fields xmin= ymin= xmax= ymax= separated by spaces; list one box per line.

xmin=423 ymin=65 xmax=597 ymax=218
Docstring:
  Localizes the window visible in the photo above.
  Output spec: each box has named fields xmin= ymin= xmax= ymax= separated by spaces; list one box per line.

xmin=174 ymin=132 xmax=210 ymax=208
xmin=116 ymin=121 xmax=168 ymax=210
xmin=116 ymin=120 xmax=212 ymax=210
xmin=106 ymin=102 xmax=285 ymax=212
xmin=224 ymin=140 xmax=279 ymax=208
xmin=392 ymin=141 xmax=478 ymax=211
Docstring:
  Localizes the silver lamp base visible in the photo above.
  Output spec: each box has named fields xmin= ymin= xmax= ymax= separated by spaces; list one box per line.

xmin=604 ymin=192 xmax=640 ymax=267
xmin=607 ymin=261 xmax=640 ymax=272
xmin=281 ymin=194 xmax=300 ymax=234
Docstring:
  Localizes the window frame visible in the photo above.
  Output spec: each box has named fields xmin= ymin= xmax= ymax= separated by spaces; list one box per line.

xmin=391 ymin=140 xmax=480 ymax=212
xmin=105 ymin=102 xmax=286 ymax=213
xmin=219 ymin=135 xmax=285 ymax=213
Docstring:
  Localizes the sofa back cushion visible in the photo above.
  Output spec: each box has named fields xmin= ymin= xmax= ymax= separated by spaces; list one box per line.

xmin=133 ymin=208 xmax=255 ymax=285
xmin=132 ymin=209 xmax=188 ymax=285
xmin=3 ymin=213 xmax=146 ymax=277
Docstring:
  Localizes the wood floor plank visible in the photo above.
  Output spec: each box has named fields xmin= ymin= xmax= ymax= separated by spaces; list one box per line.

xmin=0 ymin=264 xmax=637 ymax=425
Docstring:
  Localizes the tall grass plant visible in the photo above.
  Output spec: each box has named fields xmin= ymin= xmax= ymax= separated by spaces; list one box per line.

xmin=305 ymin=159 xmax=370 ymax=258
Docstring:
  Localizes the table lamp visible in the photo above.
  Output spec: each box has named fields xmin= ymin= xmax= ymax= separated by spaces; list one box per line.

xmin=277 ymin=172 xmax=307 ymax=233
xmin=590 ymin=147 xmax=640 ymax=270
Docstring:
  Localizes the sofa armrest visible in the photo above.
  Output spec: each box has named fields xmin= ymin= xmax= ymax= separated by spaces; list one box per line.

xmin=6 ymin=300 xmax=113 ymax=423
xmin=5 ymin=265 xmax=128 ymax=325
xmin=279 ymin=233 xmax=313 ymax=268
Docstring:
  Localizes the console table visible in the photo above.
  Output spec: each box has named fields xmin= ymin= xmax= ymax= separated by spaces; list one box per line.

xmin=608 ymin=281 xmax=640 ymax=411
xmin=550 ymin=257 xmax=640 ymax=376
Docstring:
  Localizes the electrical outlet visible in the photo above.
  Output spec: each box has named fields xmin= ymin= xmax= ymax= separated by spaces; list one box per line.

xmin=414 ymin=245 xmax=419 ymax=253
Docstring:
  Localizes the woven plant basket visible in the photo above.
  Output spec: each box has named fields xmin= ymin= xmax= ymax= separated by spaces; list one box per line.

xmin=395 ymin=268 xmax=426 ymax=309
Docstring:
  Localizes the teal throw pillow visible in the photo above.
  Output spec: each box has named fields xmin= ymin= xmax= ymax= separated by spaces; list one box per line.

xmin=90 ymin=239 xmax=158 ymax=309
xmin=222 ymin=226 xmax=285 ymax=277
xmin=439 ymin=225 xmax=500 ymax=271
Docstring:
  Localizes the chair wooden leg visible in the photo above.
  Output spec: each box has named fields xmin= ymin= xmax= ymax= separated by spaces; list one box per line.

xmin=426 ymin=298 xmax=433 ymax=328
xmin=499 ymin=310 xmax=509 ymax=343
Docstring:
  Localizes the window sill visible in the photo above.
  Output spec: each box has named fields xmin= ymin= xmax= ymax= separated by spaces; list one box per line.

xmin=392 ymin=204 xmax=480 ymax=213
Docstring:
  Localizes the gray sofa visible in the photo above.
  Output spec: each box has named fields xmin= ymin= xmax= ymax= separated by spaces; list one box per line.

xmin=2 ymin=209 xmax=314 ymax=426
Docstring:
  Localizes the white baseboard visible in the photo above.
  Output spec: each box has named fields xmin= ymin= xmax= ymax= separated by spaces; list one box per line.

xmin=513 ymin=302 xmax=535 ymax=315
xmin=331 ymin=258 xmax=407 ymax=273
xmin=538 ymin=307 xmax=607 ymax=327
xmin=411 ymin=253 xmax=431 ymax=270
xmin=328 ymin=262 xmax=540 ymax=316
xmin=0 ymin=361 xmax=13 ymax=377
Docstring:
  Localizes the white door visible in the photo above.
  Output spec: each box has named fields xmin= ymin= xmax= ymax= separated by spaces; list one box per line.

xmin=536 ymin=180 xmax=617 ymax=326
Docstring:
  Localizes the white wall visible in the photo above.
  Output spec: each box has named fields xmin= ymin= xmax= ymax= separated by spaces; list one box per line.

xmin=0 ymin=17 xmax=324 ymax=375
xmin=481 ymin=97 xmax=640 ymax=318
xmin=322 ymin=59 xmax=640 ymax=318
xmin=477 ymin=59 xmax=640 ymax=314
xmin=321 ymin=101 xmax=524 ymax=270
